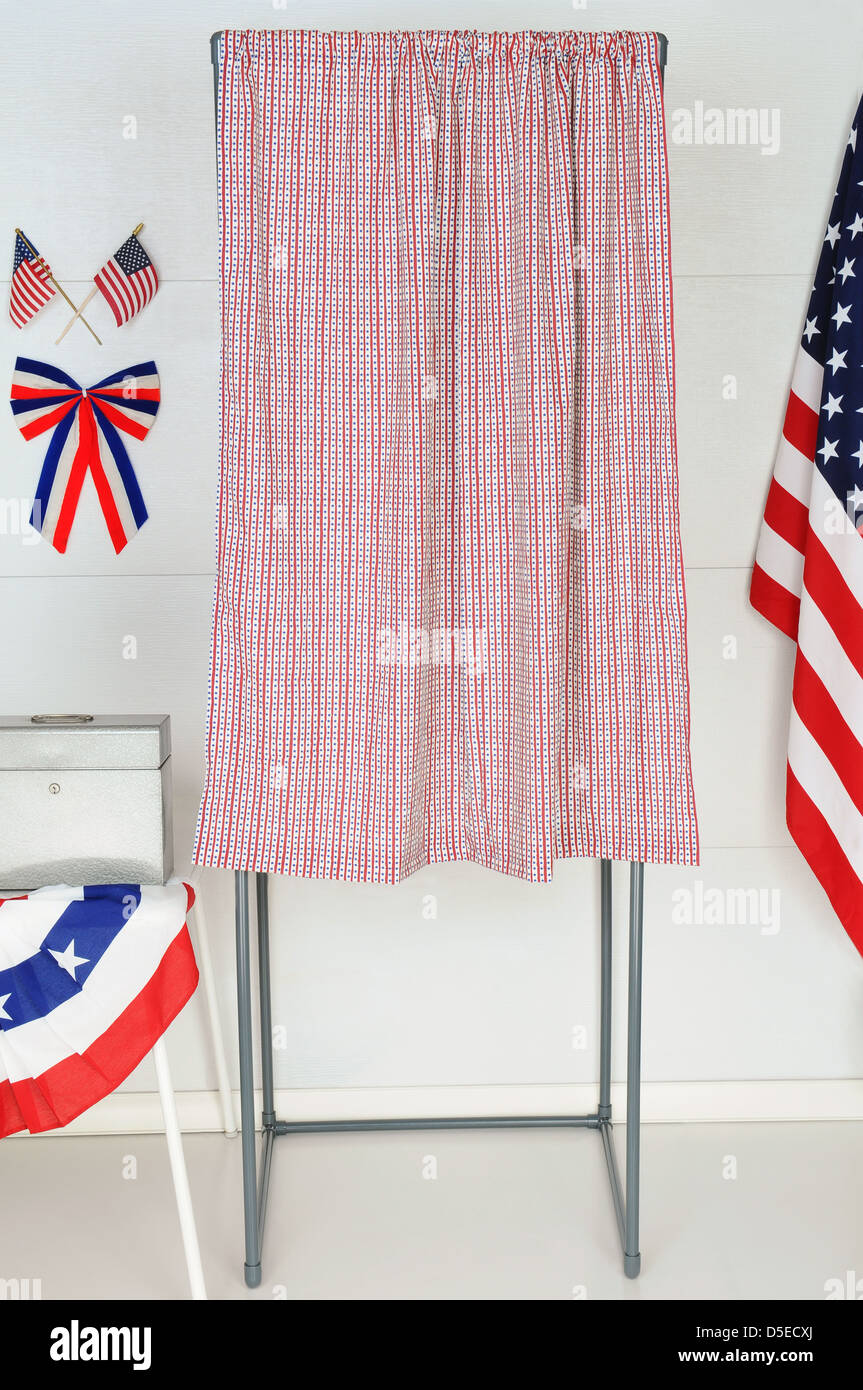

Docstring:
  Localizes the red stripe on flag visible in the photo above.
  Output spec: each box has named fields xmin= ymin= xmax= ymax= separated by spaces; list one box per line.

xmin=782 ymin=391 xmax=819 ymax=462
xmin=802 ymin=527 xmax=863 ymax=679
xmin=132 ymin=266 xmax=157 ymax=310
xmin=763 ymin=478 xmax=809 ymax=555
xmin=749 ymin=562 xmax=800 ymax=640
xmin=94 ymin=270 xmax=125 ymax=327
xmin=792 ymin=650 xmax=863 ymax=814
xmin=15 ymin=263 xmax=53 ymax=311
xmin=128 ymin=268 xmax=145 ymax=314
xmin=11 ymin=278 xmax=41 ymax=316
xmin=18 ymin=262 xmax=52 ymax=298
xmin=20 ymin=260 xmax=51 ymax=290
xmin=9 ymin=265 xmax=53 ymax=327
xmin=787 ymin=766 xmax=863 ymax=957
xmin=102 ymin=260 xmax=135 ymax=321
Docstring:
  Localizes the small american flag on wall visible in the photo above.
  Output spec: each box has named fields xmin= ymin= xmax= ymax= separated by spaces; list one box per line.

xmin=750 ymin=95 xmax=863 ymax=957
xmin=94 ymin=233 xmax=158 ymax=326
xmin=9 ymin=230 xmax=55 ymax=328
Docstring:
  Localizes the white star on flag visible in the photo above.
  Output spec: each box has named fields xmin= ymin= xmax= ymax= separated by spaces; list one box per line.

xmin=48 ymin=940 xmax=90 ymax=980
xmin=0 ymin=993 xmax=11 ymax=1021
xmin=827 ymin=348 xmax=848 ymax=373
xmin=823 ymin=393 xmax=844 ymax=418
xmin=817 ymin=438 xmax=839 ymax=464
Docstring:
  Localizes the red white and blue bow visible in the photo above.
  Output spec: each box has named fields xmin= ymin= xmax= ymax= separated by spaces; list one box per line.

xmin=10 ymin=357 xmax=160 ymax=553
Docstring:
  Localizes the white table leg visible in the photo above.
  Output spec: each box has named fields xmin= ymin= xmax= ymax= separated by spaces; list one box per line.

xmin=153 ymin=1036 xmax=207 ymax=1300
xmin=187 ymin=868 xmax=238 ymax=1136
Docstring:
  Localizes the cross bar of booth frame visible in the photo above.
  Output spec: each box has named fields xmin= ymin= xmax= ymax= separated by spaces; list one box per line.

xmin=209 ymin=25 xmax=664 ymax=1291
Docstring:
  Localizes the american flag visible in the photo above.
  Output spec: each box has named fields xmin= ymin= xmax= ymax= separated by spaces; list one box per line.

xmin=9 ymin=230 xmax=55 ymax=329
xmin=94 ymin=232 xmax=158 ymax=326
xmin=750 ymin=94 xmax=863 ymax=957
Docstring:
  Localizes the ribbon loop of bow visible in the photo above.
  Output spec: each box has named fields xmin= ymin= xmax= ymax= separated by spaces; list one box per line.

xmin=10 ymin=356 xmax=160 ymax=553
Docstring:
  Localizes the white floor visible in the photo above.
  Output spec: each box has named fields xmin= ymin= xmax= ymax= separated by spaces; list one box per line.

xmin=1 ymin=1121 xmax=860 ymax=1300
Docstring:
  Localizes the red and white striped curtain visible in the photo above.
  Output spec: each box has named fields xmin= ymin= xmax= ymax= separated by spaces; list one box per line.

xmin=194 ymin=29 xmax=699 ymax=883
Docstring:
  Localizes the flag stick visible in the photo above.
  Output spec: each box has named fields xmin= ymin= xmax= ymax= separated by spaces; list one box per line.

xmin=55 ymin=286 xmax=97 ymax=345
xmin=15 ymin=227 xmax=102 ymax=346
xmin=53 ymin=223 xmax=145 ymax=344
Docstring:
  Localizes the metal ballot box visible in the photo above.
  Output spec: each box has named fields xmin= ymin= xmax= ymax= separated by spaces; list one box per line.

xmin=0 ymin=715 xmax=173 ymax=890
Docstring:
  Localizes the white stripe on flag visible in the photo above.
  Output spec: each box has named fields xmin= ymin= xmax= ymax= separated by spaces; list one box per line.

xmin=125 ymin=265 xmax=144 ymax=315
xmin=788 ymin=709 xmax=863 ymax=884
xmin=137 ymin=266 xmax=157 ymax=306
xmin=809 ymin=467 xmax=863 ymax=608
xmin=103 ymin=259 xmax=136 ymax=321
xmin=797 ymin=593 xmax=863 ymax=746
xmin=753 ymin=520 xmax=805 ymax=597
xmin=788 ymin=343 xmax=824 ymax=415
xmin=18 ymin=263 xmax=52 ymax=306
xmin=97 ymin=262 xmax=130 ymax=323
xmin=773 ymin=434 xmax=815 ymax=508
xmin=10 ymin=280 xmax=39 ymax=320
xmin=10 ymin=267 xmax=52 ymax=325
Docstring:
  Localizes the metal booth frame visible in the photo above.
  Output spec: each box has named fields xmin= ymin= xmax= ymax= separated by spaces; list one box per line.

xmin=210 ymin=29 xmax=668 ymax=1290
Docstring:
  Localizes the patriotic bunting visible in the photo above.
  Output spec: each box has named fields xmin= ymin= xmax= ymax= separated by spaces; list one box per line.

xmin=10 ymin=357 xmax=160 ymax=553
xmin=0 ymin=881 xmax=198 ymax=1137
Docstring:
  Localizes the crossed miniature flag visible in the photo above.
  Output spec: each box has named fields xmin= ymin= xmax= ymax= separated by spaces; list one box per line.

xmin=8 ymin=226 xmax=159 ymax=341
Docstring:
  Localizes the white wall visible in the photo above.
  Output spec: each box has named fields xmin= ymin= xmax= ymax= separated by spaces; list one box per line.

xmin=2 ymin=0 xmax=863 ymax=1125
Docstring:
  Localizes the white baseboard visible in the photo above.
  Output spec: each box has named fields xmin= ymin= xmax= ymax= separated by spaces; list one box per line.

xmin=13 ymin=1079 xmax=863 ymax=1137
